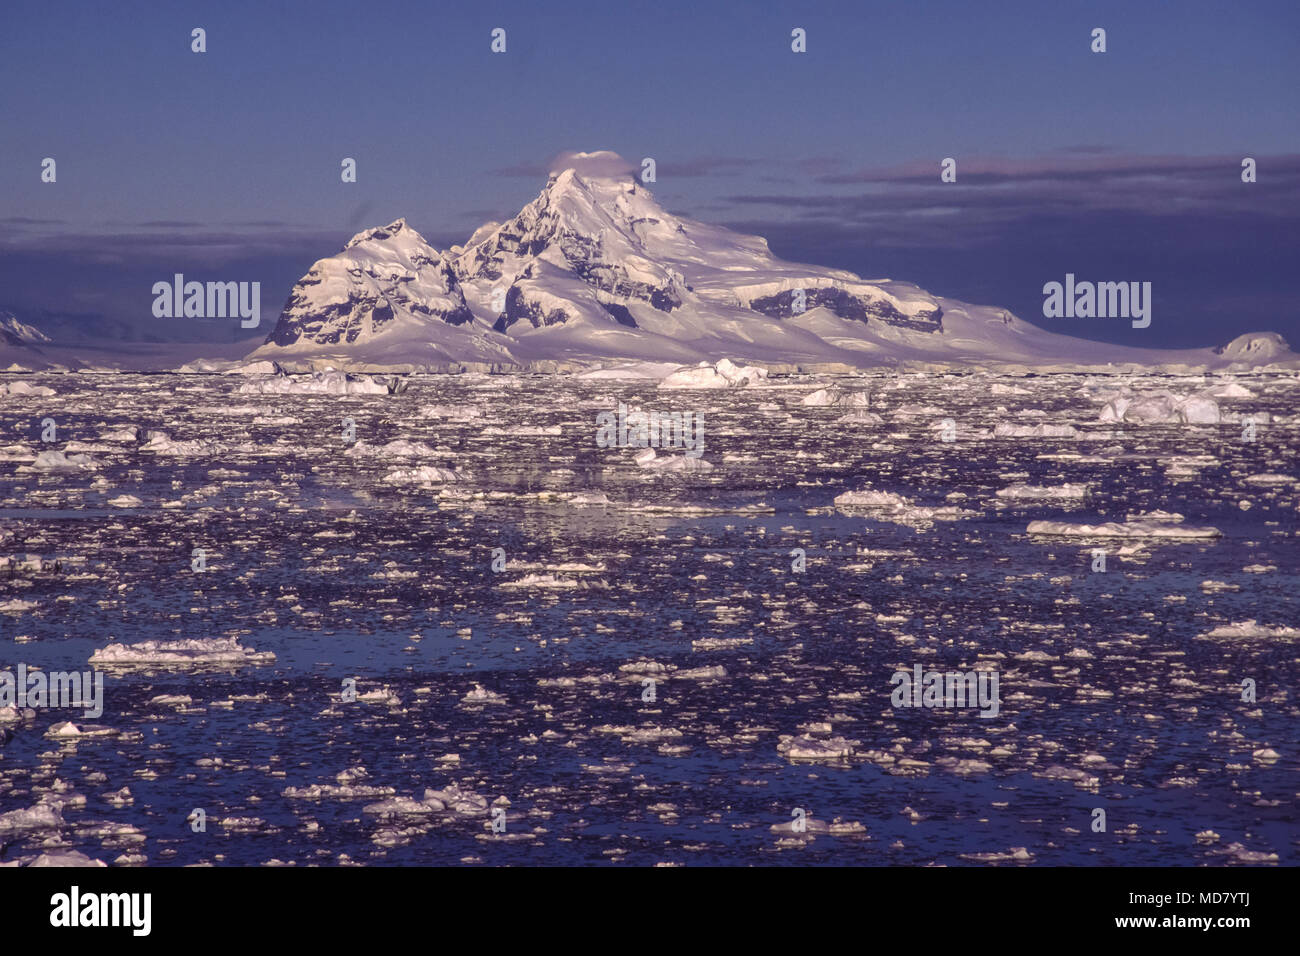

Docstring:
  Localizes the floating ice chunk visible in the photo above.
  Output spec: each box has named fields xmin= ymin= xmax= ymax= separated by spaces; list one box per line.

xmin=563 ymin=491 xmax=613 ymax=506
xmin=482 ymin=424 xmax=563 ymax=436
xmin=362 ymin=796 xmax=435 ymax=816
xmin=801 ymin=387 xmax=868 ymax=408
xmin=0 ymin=443 xmax=36 ymax=461
xmin=45 ymin=720 xmax=110 ymax=738
xmin=218 ymin=817 xmax=266 ymax=832
xmin=960 ymin=847 xmax=1034 ymax=863
xmin=0 ymin=381 xmax=56 ymax=398
xmin=835 ymin=489 xmax=913 ymax=509
xmin=692 ymin=636 xmax=753 ymax=650
xmin=777 ymin=734 xmax=859 ymax=761
xmin=1199 ymin=580 xmax=1239 ymax=593
xmin=422 ymin=784 xmax=490 ymax=814
xmin=1118 ymin=394 xmax=1176 ymax=422
xmin=26 ymin=850 xmax=108 ymax=867
xmin=1098 ymin=389 xmax=1220 ymax=424
xmin=936 ymin=757 xmax=993 ymax=775
xmin=282 ymin=783 xmax=396 ymax=800
xmin=834 ymin=488 xmax=975 ymax=524
xmin=380 ymin=465 xmax=462 ymax=485
xmin=658 ymin=358 xmax=767 ymax=389
xmin=1242 ymin=473 xmax=1295 ymax=486
xmin=357 ymin=687 xmax=402 ymax=707
xmin=620 ymin=660 xmax=671 ymax=676
xmin=238 ymin=370 xmax=389 ymax=395
xmin=90 ymin=636 xmax=275 ymax=669
xmin=1236 ymin=410 xmax=1271 ymax=424
xmin=675 ymin=665 xmax=727 ymax=681
xmin=1199 ymin=620 xmax=1300 ymax=640
xmin=993 ymin=422 xmax=1079 ymax=438
xmin=107 ymin=494 xmax=143 ymax=508
xmin=596 ymin=724 xmax=684 ymax=744
xmin=990 ymin=383 xmax=1031 ymax=396
xmin=637 ymin=449 xmax=714 ymax=473
xmin=996 ymin=483 xmax=1090 ymax=500
xmin=28 ymin=450 xmax=99 ymax=471
xmin=1205 ymin=381 xmax=1254 ymax=398
xmin=1027 ymin=517 xmax=1220 ymax=538
xmin=770 ymin=817 xmax=831 ymax=835
xmin=1209 ymin=842 xmax=1278 ymax=863
xmin=715 ymin=358 xmax=767 ymax=385
xmin=140 ymin=431 xmax=215 ymax=455
xmin=1177 ymin=395 xmax=1221 ymax=423
xmin=497 ymin=573 xmax=587 ymax=590
xmin=345 ymin=439 xmax=439 ymax=459
xmin=97 ymin=426 xmax=140 ymax=443
xmin=0 ymin=802 xmax=64 ymax=834
xmin=419 ymin=403 xmax=482 ymax=420
xmin=462 ymin=684 xmax=506 ymax=704
xmin=544 ymin=561 xmax=606 ymax=573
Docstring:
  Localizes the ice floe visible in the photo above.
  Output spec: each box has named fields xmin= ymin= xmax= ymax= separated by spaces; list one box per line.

xmin=1097 ymin=389 xmax=1221 ymax=424
xmin=834 ymin=488 xmax=977 ymax=525
xmin=25 ymin=450 xmax=99 ymax=471
xmin=658 ymin=358 xmax=767 ymax=389
xmin=89 ymin=636 xmax=275 ymax=669
xmin=801 ymin=387 xmax=869 ymax=408
xmin=1199 ymin=621 xmax=1300 ymax=640
xmin=992 ymin=422 xmax=1079 ymax=438
xmin=635 ymin=447 xmax=714 ymax=473
xmin=380 ymin=465 xmax=463 ymax=485
xmin=996 ymin=483 xmax=1090 ymax=500
xmin=1027 ymin=516 xmax=1221 ymax=538
xmin=0 ymin=381 xmax=56 ymax=398
xmin=237 ymin=369 xmax=389 ymax=395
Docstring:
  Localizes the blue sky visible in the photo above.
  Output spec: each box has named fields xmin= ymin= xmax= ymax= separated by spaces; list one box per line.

xmin=1 ymin=0 xmax=1297 ymax=347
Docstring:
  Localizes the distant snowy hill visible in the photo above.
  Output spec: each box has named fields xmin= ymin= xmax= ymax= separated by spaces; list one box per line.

xmin=0 ymin=310 xmax=55 ymax=371
xmin=0 ymin=311 xmax=52 ymax=345
xmin=247 ymin=151 xmax=1296 ymax=374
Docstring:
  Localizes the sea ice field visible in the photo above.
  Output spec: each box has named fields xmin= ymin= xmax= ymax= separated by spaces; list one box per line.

xmin=0 ymin=366 xmax=1295 ymax=866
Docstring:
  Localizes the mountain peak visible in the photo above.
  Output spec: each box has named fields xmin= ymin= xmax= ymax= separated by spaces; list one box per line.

xmin=538 ymin=165 xmax=646 ymax=217
xmin=344 ymin=217 xmax=415 ymax=251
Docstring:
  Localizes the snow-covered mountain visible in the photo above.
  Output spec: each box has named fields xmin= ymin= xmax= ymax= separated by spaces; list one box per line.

xmin=0 ymin=310 xmax=55 ymax=370
xmin=248 ymin=152 xmax=1296 ymax=373
xmin=1 ymin=311 xmax=51 ymax=347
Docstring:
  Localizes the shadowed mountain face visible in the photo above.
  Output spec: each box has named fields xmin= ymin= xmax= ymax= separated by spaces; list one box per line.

xmin=265 ymin=221 xmax=476 ymax=348
xmin=253 ymin=154 xmax=1294 ymax=373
